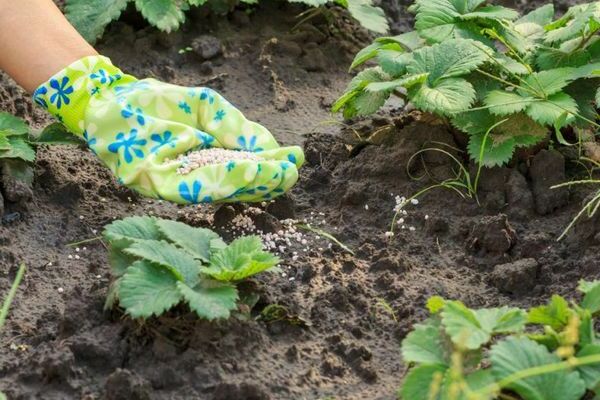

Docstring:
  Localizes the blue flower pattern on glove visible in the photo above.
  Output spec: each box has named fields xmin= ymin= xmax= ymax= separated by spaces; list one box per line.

xmin=179 ymin=180 xmax=212 ymax=203
xmin=196 ymin=131 xmax=215 ymax=149
xmin=214 ymin=109 xmax=226 ymax=122
xmin=33 ymin=86 xmax=48 ymax=109
xmin=237 ymin=135 xmax=263 ymax=152
xmin=200 ymin=88 xmax=215 ymax=104
xmin=107 ymin=129 xmax=147 ymax=163
xmin=150 ymin=131 xmax=177 ymax=153
xmin=91 ymin=69 xmax=121 ymax=85
xmin=49 ymin=77 xmax=74 ymax=109
xmin=178 ymin=101 xmax=191 ymax=114
xmin=121 ymin=104 xmax=146 ymax=126
xmin=83 ymin=130 xmax=98 ymax=154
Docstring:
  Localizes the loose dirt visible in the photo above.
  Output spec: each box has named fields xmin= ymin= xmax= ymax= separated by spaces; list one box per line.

xmin=1 ymin=1 xmax=599 ymax=400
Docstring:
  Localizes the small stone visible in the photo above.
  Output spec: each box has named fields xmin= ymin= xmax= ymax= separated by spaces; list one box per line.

xmin=191 ymin=35 xmax=222 ymax=60
xmin=491 ymin=258 xmax=538 ymax=295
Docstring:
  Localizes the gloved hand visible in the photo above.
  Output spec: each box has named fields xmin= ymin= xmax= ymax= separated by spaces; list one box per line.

xmin=32 ymin=56 xmax=304 ymax=203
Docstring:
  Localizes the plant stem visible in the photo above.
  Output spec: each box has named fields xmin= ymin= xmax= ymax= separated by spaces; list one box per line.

xmin=66 ymin=236 xmax=102 ymax=247
xmin=296 ymin=224 xmax=354 ymax=255
xmin=0 ymin=263 xmax=26 ymax=330
xmin=477 ymin=353 xmax=600 ymax=397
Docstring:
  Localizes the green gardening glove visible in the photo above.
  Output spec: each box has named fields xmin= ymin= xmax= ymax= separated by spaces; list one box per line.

xmin=32 ymin=55 xmax=304 ymax=204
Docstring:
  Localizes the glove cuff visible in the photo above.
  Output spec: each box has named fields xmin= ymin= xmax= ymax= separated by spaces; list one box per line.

xmin=32 ymin=55 xmax=135 ymax=135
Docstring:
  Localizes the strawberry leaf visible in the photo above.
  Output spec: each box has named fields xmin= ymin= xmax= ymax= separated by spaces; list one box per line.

xmin=119 ymin=260 xmax=182 ymax=318
xmin=125 ymin=240 xmax=200 ymax=286
xmin=103 ymin=216 xmax=162 ymax=243
xmin=399 ymin=364 xmax=447 ymax=400
xmin=204 ymin=236 xmax=279 ymax=281
xmin=65 ymin=0 xmax=130 ymax=44
xmin=156 ymin=219 xmax=222 ymax=262
xmin=527 ymin=295 xmax=572 ymax=330
xmin=408 ymin=77 xmax=476 ymax=115
xmin=0 ymin=112 xmax=28 ymax=136
xmin=441 ymin=301 xmax=526 ymax=349
xmin=490 ymin=337 xmax=586 ymax=400
xmin=176 ymin=280 xmax=238 ymax=320
xmin=401 ymin=319 xmax=449 ymax=365
xmin=134 ymin=0 xmax=187 ymax=32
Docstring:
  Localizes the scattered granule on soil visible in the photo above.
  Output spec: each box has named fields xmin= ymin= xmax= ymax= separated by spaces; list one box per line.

xmin=176 ymin=148 xmax=264 ymax=174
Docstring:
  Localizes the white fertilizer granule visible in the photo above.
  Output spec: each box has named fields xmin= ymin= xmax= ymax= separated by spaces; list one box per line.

xmin=176 ymin=148 xmax=264 ymax=174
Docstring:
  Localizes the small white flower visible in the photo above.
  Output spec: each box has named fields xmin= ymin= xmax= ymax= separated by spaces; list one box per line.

xmin=409 ymin=226 xmax=416 ymax=231
xmin=364 ymin=204 xmax=369 ymax=210
xmin=411 ymin=198 xmax=419 ymax=205
xmin=57 ymin=287 xmax=64 ymax=294
xmin=384 ymin=231 xmax=394 ymax=238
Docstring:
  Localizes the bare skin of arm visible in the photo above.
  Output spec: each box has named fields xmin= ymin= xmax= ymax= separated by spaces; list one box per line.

xmin=0 ymin=0 xmax=97 ymax=93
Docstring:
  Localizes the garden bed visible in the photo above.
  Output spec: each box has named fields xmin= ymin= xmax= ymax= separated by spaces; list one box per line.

xmin=1 ymin=1 xmax=599 ymax=399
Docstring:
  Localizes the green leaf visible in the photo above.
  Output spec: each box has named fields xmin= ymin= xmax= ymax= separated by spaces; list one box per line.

xmin=439 ymin=369 xmax=496 ymax=400
xmin=0 ymin=137 xmax=36 ymax=162
xmin=413 ymin=0 xmax=511 ymax=43
xmin=156 ymin=219 xmax=222 ymax=262
xmin=377 ymin=50 xmax=413 ymax=77
xmin=517 ymin=4 xmax=554 ymax=26
xmin=407 ymin=39 xmax=490 ymax=84
xmin=525 ymin=92 xmax=578 ymax=126
xmin=582 ymin=282 xmax=600 ymax=314
xmin=427 ymin=296 xmax=446 ymax=314
xmin=461 ymin=6 xmax=518 ymax=21
xmin=203 ymin=236 xmax=279 ymax=281
xmin=485 ymin=90 xmax=534 ymax=115
xmin=103 ymin=216 xmax=162 ymax=243
xmin=576 ymin=344 xmax=600 ymax=391
xmin=350 ymin=42 xmax=392 ymax=70
xmin=0 ymin=112 xmax=28 ymax=135
xmin=578 ymin=280 xmax=600 ymax=294
xmin=536 ymin=47 xmax=592 ymax=70
xmin=107 ymin=238 xmax=138 ymax=277
xmin=134 ymin=0 xmax=186 ymax=32
xmin=467 ymin=134 xmax=513 ymax=167
xmin=65 ymin=0 xmax=130 ymax=44
xmin=441 ymin=301 xmax=526 ymax=350
xmin=523 ymin=68 xmax=577 ymax=96
xmin=579 ymin=308 xmax=595 ymax=347
xmin=119 ymin=261 xmax=182 ymax=318
xmin=176 ymin=280 xmax=238 ymax=320
xmin=376 ymin=31 xmax=425 ymax=51
xmin=352 ymin=90 xmax=390 ymax=116
xmin=494 ymin=54 xmax=530 ymax=75
xmin=545 ymin=3 xmax=600 ymax=44
xmin=452 ymin=109 xmax=497 ymax=135
xmin=408 ymin=78 xmax=476 ymax=116
xmin=345 ymin=0 xmax=389 ymax=34
xmin=30 ymin=123 xmax=84 ymax=145
xmin=527 ymin=295 xmax=572 ymax=330
xmin=365 ymin=73 xmax=428 ymax=92
xmin=490 ymin=337 xmax=586 ymax=400
xmin=401 ymin=319 xmax=448 ymax=365
xmin=399 ymin=364 xmax=447 ymax=400
xmin=125 ymin=240 xmax=200 ymax=286
xmin=0 ymin=134 xmax=10 ymax=151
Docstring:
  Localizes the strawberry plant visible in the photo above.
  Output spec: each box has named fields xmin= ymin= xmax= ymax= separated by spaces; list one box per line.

xmin=0 ymin=113 xmax=81 ymax=214
xmin=399 ymin=282 xmax=600 ymax=400
xmin=334 ymin=1 xmax=600 ymax=167
xmin=65 ymin=0 xmax=388 ymax=44
xmin=103 ymin=216 xmax=280 ymax=320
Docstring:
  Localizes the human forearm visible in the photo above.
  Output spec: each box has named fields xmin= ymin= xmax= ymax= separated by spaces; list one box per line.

xmin=0 ymin=0 xmax=97 ymax=92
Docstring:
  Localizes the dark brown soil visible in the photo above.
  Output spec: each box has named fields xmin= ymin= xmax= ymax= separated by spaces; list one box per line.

xmin=1 ymin=1 xmax=599 ymax=400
